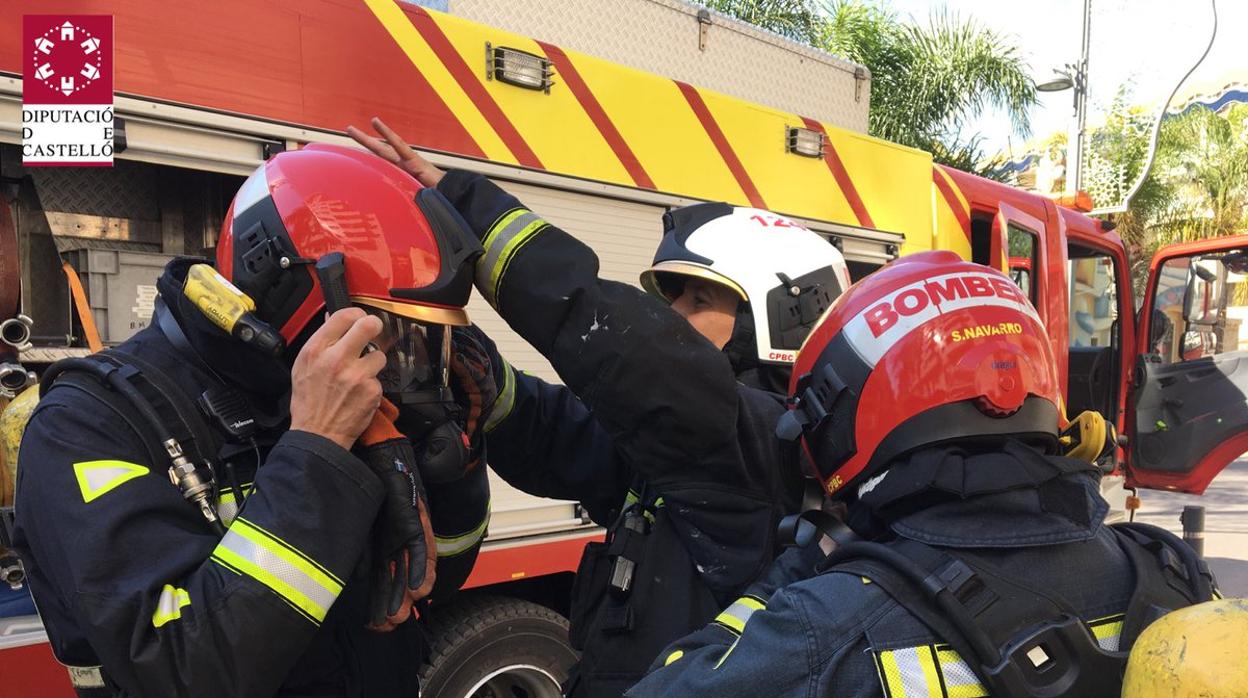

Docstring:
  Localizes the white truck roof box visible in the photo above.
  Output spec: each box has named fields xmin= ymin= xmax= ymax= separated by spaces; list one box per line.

xmin=423 ymin=0 xmax=872 ymax=132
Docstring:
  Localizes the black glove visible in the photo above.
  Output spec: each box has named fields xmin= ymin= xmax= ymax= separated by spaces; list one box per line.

xmin=449 ymin=324 xmax=503 ymax=460
xmin=359 ymin=401 xmax=437 ymax=631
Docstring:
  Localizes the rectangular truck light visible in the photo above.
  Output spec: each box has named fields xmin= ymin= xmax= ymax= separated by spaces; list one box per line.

xmin=787 ymin=126 xmax=825 ymax=158
xmin=487 ymin=43 xmax=554 ymax=93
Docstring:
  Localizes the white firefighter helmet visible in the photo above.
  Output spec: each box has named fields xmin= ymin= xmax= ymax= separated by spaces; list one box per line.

xmin=640 ymin=203 xmax=851 ymax=364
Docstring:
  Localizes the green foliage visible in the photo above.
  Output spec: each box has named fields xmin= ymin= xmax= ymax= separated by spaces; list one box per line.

xmin=703 ymin=0 xmax=829 ymax=44
xmin=704 ymin=0 xmax=1037 ymax=177
xmin=1087 ymin=100 xmax=1248 ymax=293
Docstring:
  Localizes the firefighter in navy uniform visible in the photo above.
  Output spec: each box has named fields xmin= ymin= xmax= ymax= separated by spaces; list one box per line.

xmin=11 ymin=145 xmax=492 ymax=697
xmin=349 ymin=119 xmax=850 ymax=697
xmin=629 ymin=252 xmax=1216 ymax=698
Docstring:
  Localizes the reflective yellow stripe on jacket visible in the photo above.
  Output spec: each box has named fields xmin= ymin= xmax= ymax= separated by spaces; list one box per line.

xmin=435 ymin=505 xmax=491 ymax=558
xmin=151 ymin=585 xmax=191 ymax=628
xmin=210 ymin=517 xmax=343 ymax=624
xmin=872 ymin=615 xmax=1125 ymax=698
xmin=477 ymin=207 xmax=550 ymax=308
xmin=713 ymin=595 xmax=765 ymax=635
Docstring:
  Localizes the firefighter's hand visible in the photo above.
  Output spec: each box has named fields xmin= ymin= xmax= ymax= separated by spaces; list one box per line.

xmin=362 ymin=435 xmax=438 ymax=631
xmin=290 ymin=308 xmax=386 ymax=451
xmin=347 ymin=117 xmax=445 ymax=188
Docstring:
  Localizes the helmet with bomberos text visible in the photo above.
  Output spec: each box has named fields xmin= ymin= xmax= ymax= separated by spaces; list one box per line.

xmin=216 ymin=143 xmax=481 ymax=345
xmin=776 ymin=251 xmax=1062 ymax=497
xmin=640 ymin=203 xmax=850 ymax=365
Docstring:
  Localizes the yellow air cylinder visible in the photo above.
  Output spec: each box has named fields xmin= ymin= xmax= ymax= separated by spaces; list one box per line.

xmin=0 ymin=384 xmax=39 ymax=507
xmin=1122 ymin=598 xmax=1248 ymax=697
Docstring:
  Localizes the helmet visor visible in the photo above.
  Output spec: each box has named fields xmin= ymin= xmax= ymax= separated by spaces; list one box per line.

xmin=359 ymin=305 xmax=451 ymax=396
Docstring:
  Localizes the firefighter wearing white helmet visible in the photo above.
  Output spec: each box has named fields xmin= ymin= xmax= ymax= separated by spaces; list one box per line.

xmin=641 ymin=203 xmax=851 ymax=367
xmin=349 ymin=112 xmax=854 ymax=698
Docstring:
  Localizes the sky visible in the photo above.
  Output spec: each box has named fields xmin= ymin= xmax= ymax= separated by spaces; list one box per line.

xmin=885 ymin=0 xmax=1244 ymax=160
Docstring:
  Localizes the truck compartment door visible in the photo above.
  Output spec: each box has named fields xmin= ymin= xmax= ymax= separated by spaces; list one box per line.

xmin=1130 ymin=235 xmax=1248 ymax=493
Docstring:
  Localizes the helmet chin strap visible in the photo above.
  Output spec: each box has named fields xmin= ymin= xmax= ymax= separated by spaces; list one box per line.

xmin=720 ymin=301 xmax=757 ymax=373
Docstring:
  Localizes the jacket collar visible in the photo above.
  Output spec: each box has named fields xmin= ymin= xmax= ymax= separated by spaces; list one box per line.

xmin=156 ymin=257 xmax=292 ymax=403
xmin=847 ymin=441 xmax=1107 ymax=548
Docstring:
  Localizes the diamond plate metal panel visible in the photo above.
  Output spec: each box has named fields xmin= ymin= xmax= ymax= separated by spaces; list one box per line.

xmin=445 ymin=0 xmax=870 ymax=130
xmin=29 ymin=159 xmax=159 ymax=221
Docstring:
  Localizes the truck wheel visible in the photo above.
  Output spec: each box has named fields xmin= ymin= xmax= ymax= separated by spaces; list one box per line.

xmin=420 ymin=595 xmax=577 ymax=698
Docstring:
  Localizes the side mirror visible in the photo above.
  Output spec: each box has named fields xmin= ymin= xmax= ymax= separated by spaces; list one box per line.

xmin=1222 ymin=249 xmax=1248 ymax=275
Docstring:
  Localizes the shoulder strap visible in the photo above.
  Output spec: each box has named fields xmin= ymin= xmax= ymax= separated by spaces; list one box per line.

xmin=41 ymin=358 xmax=169 ymax=467
xmin=42 ymin=350 xmax=223 ymax=492
xmin=103 ymin=348 xmax=221 ymax=467
xmin=1110 ymin=522 xmax=1215 ymax=649
xmin=823 ymin=539 xmax=1126 ymax=698
xmin=43 ymin=351 xmax=227 ymax=532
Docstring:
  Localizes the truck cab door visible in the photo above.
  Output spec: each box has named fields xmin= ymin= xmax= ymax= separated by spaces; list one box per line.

xmin=986 ymin=209 xmax=1010 ymax=272
xmin=1129 ymin=235 xmax=1248 ymax=493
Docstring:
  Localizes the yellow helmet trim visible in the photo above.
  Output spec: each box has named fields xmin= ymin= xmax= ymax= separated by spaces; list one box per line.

xmin=639 ymin=261 xmax=748 ymax=303
xmin=351 ymin=297 xmax=470 ymax=326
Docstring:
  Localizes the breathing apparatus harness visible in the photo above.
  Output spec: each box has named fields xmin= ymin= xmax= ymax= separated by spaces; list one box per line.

xmin=776 ymin=457 xmax=1213 ymax=698
xmin=42 ymin=349 xmax=229 ymax=535
xmin=39 ymin=263 xmax=292 ymax=536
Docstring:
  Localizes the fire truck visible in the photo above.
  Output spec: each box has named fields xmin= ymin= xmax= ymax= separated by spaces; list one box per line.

xmin=2 ymin=1 xmax=1246 ymax=695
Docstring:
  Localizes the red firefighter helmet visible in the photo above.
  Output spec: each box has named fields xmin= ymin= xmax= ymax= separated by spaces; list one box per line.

xmin=777 ymin=251 xmax=1063 ymax=497
xmin=216 ymin=143 xmax=481 ymax=345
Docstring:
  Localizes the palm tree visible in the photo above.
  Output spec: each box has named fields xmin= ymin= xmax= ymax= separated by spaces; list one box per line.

xmin=705 ymin=0 xmax=1037 ymax=176
xmin=1084 ymin=98 xmax=1248 ymax=293
xmin=705 ymin=0 xmax=828 ymax=44
xmin=1150 ymin=104 xmax=1248 ymax=245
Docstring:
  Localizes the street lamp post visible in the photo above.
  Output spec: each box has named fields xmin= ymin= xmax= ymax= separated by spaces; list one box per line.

xmin=1035 ymin=0 xmax=1091 ymax=198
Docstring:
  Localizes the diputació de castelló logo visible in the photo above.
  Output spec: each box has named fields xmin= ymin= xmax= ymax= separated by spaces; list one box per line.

xmin=22 ymin=15 xmax=115 ymax=166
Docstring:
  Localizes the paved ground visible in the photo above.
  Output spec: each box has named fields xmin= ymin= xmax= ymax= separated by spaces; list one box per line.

xmin=1132 ymin=457 xmax=1248 ymax=597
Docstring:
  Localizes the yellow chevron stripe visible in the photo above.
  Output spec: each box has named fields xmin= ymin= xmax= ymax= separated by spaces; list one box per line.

xmin=932 ymin=166 xmax=974 ymax=260
xmin=362 ymin=0 xmax=515 ymax=164
xmin=424 ymin=14 xmax=633 ymax=183
xmin=570 ymin=53 xmax=746 ymax=199
xmin=696 ymin=91 xmax=849 ymax=219
xmin=827 ymin=128 xmax=933 ymax=242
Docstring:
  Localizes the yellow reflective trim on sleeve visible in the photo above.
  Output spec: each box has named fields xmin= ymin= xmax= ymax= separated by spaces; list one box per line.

xmin=482 ymin=207 xmax=526 ymax=251
xmin=151 ymin=585 xmax=191 ymax=628
xmin=210 ymin=517 xmax=343 ymax=624
xmin=216 ymin=482 xmax=255 ymax=527
xmin=873 ymin=644 xmax=988 ymax=698
xmin=916 ymin=646 xmax=943 ymax=698
xmin=664 ymin=649 xmax=684 ymax=666
xmin=874 ymin=648 xmax=911 ymax=698
xmin=73 ymin=460 xmax=149 ymax=503
xmin=934 ymin=647 xmax=986 ymax=698
xmin=712 ymin=595 xmax=766 ymax=635
xmin=483 ymin=217 xmax=548 ymax=307
xmin=738 ymin=596 xmax=765 ymax=611
xmin=435 ymin=506 xmax=491 ymax=558
xmin=483 ymin=362 xmax=516 ymax=433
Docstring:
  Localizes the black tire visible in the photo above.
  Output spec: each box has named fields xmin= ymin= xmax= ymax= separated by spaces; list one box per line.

xmin=420 ymin=595 xmax=578 ymax=698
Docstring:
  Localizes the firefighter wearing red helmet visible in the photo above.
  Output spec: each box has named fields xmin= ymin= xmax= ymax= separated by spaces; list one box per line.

xmin=12 ymin=144 xmax=492 ymax=696
xmin=628 ymin=252 xmax=1216 ymax=698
